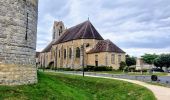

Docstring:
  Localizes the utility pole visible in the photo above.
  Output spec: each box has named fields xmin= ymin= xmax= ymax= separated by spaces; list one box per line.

xmin=81 ymin=45 xmax=85 ymax=77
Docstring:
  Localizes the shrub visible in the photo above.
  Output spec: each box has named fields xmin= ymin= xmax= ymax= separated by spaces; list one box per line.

xmin=85 ymin=65 xmax=112 ymax=71
xmin=119 ymin=61 xmax=127 ymax=71
xmin=57 ymin=68 xmax=74 ymax=71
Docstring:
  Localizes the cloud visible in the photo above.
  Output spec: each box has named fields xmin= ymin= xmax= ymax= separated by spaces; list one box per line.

xmin=37 ymin=0 xmax=170 ymax=56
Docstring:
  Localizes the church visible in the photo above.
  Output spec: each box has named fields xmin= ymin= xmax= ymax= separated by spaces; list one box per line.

xmin=38 ymin=20 xmax=125 ymax=70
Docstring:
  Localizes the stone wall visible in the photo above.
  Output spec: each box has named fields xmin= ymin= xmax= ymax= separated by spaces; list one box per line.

xmin=0 ymin=64 xmax=37 ymax=85
xmin=0 ymin=0 xmax=38 ymax=85
xmin=39 ymin=39 xmax=100 ymax=69
xmin=87 ymin=52 xmax=126 ymax=69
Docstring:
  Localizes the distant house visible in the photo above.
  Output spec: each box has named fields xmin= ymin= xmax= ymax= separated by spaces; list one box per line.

xmin=38 ymin=20 xmax=125 ymax=69
xmin=135 ymin=58 xmax=153 ymax=70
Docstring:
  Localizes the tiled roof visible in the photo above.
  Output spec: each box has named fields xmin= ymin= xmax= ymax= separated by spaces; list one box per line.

xmin=88 ymin=39 xmax=125 ymax=54
xmin=53 ymin=20 xmax=104 ymax=44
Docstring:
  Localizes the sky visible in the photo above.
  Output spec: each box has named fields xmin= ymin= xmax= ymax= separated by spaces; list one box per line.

xmin=37 ymin=0 xmax=170 ymax=57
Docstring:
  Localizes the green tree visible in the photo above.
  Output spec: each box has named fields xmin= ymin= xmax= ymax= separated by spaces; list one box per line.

xmin=141 ymin=54 xmax=158 ymax=65
xmin=153 ymin=57 xmax=163 ymax=69
xmin=159 ymin=54 xmax=170 ymax=70
xmin=126 ymin=55 xmax=136 ymax=67
xmin=119 ymin=61 xmax=127 ymax=71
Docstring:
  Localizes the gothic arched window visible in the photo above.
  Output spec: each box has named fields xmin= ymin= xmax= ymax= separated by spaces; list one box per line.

xmin=64 ymin=49 xmax=66 ymax=59
xmin=76 ymin=47 xmax=80 ymax=58
xmin=59 ymin=50 xmax=60 ymax=58
xmin=69 ymin=48 xmax=72 ymax=59
xmin=111 ymin=54 xmax=115 ymax=64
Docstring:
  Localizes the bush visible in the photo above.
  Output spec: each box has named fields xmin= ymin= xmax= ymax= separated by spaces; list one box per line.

xmin=119 ymin=61 xmax=127 ymax=71
xmin=85 ymin=65 xmax=112 ymax=71
xmin=57 ymin=68 xmax=74 ymax=71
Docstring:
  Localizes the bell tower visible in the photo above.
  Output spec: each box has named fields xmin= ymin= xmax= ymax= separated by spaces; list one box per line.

xmin=52 ymin=21 xmax=65 ymax=41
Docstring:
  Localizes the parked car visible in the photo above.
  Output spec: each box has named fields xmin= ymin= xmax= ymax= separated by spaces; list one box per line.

xmin=150 ymin=68 xmax=164 ymax=72
xmin=168 ymin=70 xmax=170 ymax=73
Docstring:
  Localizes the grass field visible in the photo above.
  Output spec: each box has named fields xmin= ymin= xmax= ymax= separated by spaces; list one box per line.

xmin=0 ymin=72 xmax=156 ymax=100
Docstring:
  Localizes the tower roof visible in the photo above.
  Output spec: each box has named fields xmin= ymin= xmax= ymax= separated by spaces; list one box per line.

xmin=53 ymin=20 xmax=104 ymax=44
xmin=88 ymin=39 xmax=125 ymax=54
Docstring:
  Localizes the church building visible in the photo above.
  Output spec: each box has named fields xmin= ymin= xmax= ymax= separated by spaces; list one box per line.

xmin=38 ymin=20 xmax=125 ymax=69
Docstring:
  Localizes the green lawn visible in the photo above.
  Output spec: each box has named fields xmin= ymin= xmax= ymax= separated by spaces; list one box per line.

xmin=0 ymin=72 xmax=156 ymax=100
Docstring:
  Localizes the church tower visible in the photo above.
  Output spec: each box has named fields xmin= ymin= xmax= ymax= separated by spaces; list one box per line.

xmin=0 ymin=0 xmax=38 ymax=85
xmin=52 ymin=21 xmax=65 ymax=41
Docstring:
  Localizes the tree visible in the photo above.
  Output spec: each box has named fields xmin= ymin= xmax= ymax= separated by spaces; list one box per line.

xmin=119 ymin=61 xmax=127 ymax=71
xmin=126 ymin=55 xmax=136 ymax=67
xmin=141 ymin=53 xmax=158 ymax=65
xmin=153 ymin=57 xmax=163 ymax=69
xmin=159 ymin=54 xmax=170 ymax=70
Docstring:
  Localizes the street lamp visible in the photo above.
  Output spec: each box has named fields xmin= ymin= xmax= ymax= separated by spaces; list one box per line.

xmin=81 ymin=45 xmax=85 ymax=77
xmin=81 ymin=43 xmax=90 ymax=77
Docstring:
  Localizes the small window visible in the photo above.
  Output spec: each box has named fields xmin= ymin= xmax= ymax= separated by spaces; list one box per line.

xmin=69 ymin=48 xmax=72 ymax=59
xmin=111 ymin=54 xmax=115 ymax=64
xmin=118 ymin=55 xmax=121 ymax=63
xmin=76 ymin=47 xmax=80 ymax=58
xmin=64 ymin=49 xmax=66 ymax=59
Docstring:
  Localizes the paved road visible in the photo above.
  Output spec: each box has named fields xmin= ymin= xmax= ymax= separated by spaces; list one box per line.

xmin=44 ymin=70 xmax=170 ymax=100
xmin=54 ymin=71 xmax=170 ymax=86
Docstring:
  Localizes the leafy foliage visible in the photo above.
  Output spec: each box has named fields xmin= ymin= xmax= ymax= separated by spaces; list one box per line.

xmin=158 ymin=54 xmax=170 ymax=68
xmin=126 ymin=55 xmax=136 ymax=67
xmin=119 ymin=61 xmax=127 ymax=71
xmin=85 ymin=65 xmax=112 ymax=71
xmin=141 ymin=54 xmax=158 ymax=64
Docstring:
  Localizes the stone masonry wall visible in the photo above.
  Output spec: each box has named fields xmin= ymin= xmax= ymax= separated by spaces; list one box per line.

xmin=0 ymin=0 xmax=38 ymax=85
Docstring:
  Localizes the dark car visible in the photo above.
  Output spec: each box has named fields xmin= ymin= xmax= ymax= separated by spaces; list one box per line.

xmin=168 ymin=70 xmax=170 ymax=73
xmin=150 ymin=68 xmax=164 ymax=72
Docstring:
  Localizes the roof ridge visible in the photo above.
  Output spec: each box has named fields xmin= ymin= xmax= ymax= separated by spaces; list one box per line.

xmin=82 ymin=21 xmax=89 ymax=38
xmin=89 ymin=22 xmax=95 ymax=38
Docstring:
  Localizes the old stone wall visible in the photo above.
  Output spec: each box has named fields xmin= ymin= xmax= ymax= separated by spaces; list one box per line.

xmin=87 ymin=52 xmax=126 ymax=69
xmin=0 ymin=0 xmax=38 ymax=85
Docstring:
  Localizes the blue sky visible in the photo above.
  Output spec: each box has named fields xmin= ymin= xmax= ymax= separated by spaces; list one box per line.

xmin=37 ymin=0 xmax=170 ymax=57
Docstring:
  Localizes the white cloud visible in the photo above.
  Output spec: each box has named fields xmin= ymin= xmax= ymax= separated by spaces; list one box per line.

xmin=37 ymin=0 xmax=170 ymax=57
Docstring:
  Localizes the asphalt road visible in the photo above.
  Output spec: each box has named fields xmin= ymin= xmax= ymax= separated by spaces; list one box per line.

xmin=45 ymin=70 xmax=170 ymax=86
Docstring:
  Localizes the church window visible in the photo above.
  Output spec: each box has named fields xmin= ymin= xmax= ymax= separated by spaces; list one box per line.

xmin=59 ymin=50 xmax=60 ymax=58
xmin=60 ymin=26 xmax=62 ymax=32
xmin=111 ymin=54 xmax=115 ymax=64
xmin=59 ymin=26 xmax=63 ymax=36
xmin=118 ymin=55 xmax=121 ymax=63
xmin=64 ymin=49 xmax=66 ymax=59
xmin=69 ymin=48 xmax=72 ymax=59
xmin=76 ymin=47 xmax=80 ymax=58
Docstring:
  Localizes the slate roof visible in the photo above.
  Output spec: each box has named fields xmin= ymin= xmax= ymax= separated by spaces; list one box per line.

xmin=53 ymin=20 xmax=104 ymax=44
xmin=88 ymin=39 xmax=125 ymax=54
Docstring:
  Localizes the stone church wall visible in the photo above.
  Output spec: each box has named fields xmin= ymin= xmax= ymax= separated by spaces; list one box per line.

xmin=0 ymin=0 xmax=38 ymax=85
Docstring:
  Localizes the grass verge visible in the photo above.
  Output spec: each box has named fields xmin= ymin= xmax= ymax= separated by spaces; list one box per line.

xmin=0 ymin=71 xmax=156 ymax=100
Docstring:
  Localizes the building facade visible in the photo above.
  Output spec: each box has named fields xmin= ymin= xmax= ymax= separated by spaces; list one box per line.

xmin=0 ymin=0 xmax=38 ymax=85
xmin=39 ymin=20 xmax=125 ymax=70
